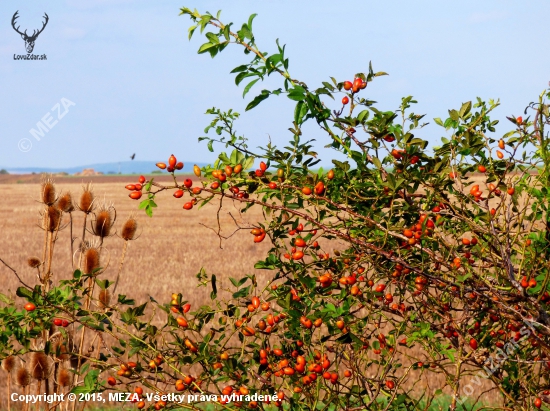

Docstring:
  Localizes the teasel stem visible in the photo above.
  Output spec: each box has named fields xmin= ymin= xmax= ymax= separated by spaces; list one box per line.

xmin=45 ymin=215 xmax=62 ymax=292
xmin=73 ymin=315 xmax=87 ymax=410
xmin=79 ymin=214 xmax=87 ymax=269
xmin=70 ymin=213 xmax=74 ymax=268
xmin=7 ymin=372 xmax=11 ymax=411
xmin=112 ymin=240 xmax=128 ymax=296
xmin=43 ymin=212 xmax=63 ymax=404
xmin=36 ymin=380 xmax=41 ymax=411
xmin=81 ymin=213 xmax=87 ymax=245
xmin=53 ymin=361 xmax=58 ymax=404
xmin=41 ymin=210 xmax=48 ymax=282
xmin=2 ymin=356 xmax=15 ymax=411
xmin=73 ymin=247 xmax=100 ymax=411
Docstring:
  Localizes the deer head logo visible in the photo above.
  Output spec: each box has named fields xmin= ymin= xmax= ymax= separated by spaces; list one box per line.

xmin=11 ymin=11 xmax=49 ymax=54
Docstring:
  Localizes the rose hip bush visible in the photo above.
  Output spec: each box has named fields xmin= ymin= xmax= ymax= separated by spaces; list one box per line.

xmin=3 ymin=6 xmax=550 ymax=411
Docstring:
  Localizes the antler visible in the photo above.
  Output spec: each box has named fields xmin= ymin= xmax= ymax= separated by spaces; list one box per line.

xmin=32 ymin=13 xmax=49 ymax=38
xmin=11 ymin=11 xmax=26 ymax=36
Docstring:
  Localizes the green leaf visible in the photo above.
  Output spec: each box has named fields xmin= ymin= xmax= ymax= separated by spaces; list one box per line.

xmin=372 ymin=157 xmax=382 ymax=169
xmin=235 ymin=71 xmax=253 ymax=86
xmin=16 ymin=287 xmax=33 ymax=300
xmin=287 ymin=86 xmax=305 ymax=102
xmin=295 ymin=101 xmax=309 ymax=125
xmin=245 ymin=90 xmax=270 ymax=111
xmin=210 ymin=274 xmax=217 ymax=300
xmin=95 ymin=279 xmax=110 ymax=290
xmin=242 ymin=78 xmax=260 ymax=98
xmin=205 ymin=32 xmax=219 ymax=44
xmin=248 ymin=13 xmax=257 ymax=31
xmin=71 ymin=386 xmax=91 ymax=395
xmin=434 ymin=117 xmax=444 ymax=127
xmin=230 ymin=64 xmax=248 ymax=74
xmin=197 ymin=42 xmax=216 ymax=54
xmin=243 ymin=156 xmax=255 ymax=170
xmin=232 ymin=286 xmax=250 ymax=299
xmin=448 ymin=109 xmax=459 ymax=121
xmin=229 ymin=277 xmax=248 ymax=287
xmin=188 ymin=25 xmax=197 ymax=40
xmin=238 ymin=24 xmax=252 ymax=40
xmin=218 ymin=152 xmax=230 ymax=164
xmin=332 ymin=159 xmax=350 ymax=172
xmin=459 ymin=101 xmax=472 ymax=118
xmin=357 ymin=110 xmax=370 ymax=123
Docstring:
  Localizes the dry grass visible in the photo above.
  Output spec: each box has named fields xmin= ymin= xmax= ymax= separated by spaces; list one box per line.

xmin=0 ymin=180 xmax=272 ymax=309
xmin=0 ymin=179 xmax=279 ymax=409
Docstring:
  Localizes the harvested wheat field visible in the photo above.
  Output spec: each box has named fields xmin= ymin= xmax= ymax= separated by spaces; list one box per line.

xmin=0 ymin=177 xmax=274 ymax=310
xmin=0 ymin=175 xmax=508 ymax=410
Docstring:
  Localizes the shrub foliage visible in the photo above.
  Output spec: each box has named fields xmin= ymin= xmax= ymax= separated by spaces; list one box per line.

xmin=2 ymin=7 xmax=550 ymax=411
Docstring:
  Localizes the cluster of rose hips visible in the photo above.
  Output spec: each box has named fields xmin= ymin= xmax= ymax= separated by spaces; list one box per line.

xmin=170 ymin=293 xmax=191 ymax=328
xmin=170 ymin=293 xmax=191 ymax=314
xmin=252 ymin=345 xmax=352 ymax=395
xmin=341 ymin=77 xmax=367 ymax=105
xmin=53 ymin=318 xmax=70 ymax=327
xmin=255 ymin=161 xmax=267 ymax=177
xmin=175 ymin=374 xmax=199 ymax=392
xmin=126 ymin=175 xmax=146 ymax=200
xmin=401 ymin=214 xmax=436 ymax=247
xmin=390 ymin=148 xmax=419 ymax=164
xmin=148 ymin=353 xmax=165 ymax=370
xmin=156 ymin=154 xmax=184 ymax=173
xmin=520 ymin=276 xmax=538 ymax=289
xmin=250 ymin=227 xmax=266 ymax=243
xmin=281 ymin=223 xmax=321 ymax=260
xmin=115 ymin=361 xmax=138 ymax=379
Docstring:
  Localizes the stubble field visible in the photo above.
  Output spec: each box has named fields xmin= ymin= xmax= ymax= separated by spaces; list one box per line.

xmin=0 ymin=174 xmax=503 ymax=410
xmin=0 ymin=176 xmax=274 ymax=312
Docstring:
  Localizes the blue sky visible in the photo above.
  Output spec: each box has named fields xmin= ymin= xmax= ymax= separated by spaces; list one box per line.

xmin=1 ymin=0 xmax=549 ymax=170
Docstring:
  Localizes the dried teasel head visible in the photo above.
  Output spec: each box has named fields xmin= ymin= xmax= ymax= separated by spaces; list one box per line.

xmin=44 ymin=206 xmax=62 ymax=232
xmin=1 ymin=355 xmax=15 ymax=373
xmin=98 ymin=289 xmax=110 ymax=308
xmin=56 ymin=192 xmax=74 ymax=213
xmin=29 ymin=352 xmax=50 ymax=381
xmin=120 ymin=214 xmax=138 ymax=241
xmin=15 ymin=367 xmax=30 ymax=387
xmin=81 ymin=241 xmax=101 ymax=275
xmin=58 ymin=367 xmax=71 ymax=387
xmin=40 ymin=174 xmax=56 ymax=206
xmin=92 ymin=202 xmax=116 ymax=238
xmin=78 ymin=183 xmax=95 ymax=214
xmin=27 ymin=257 xmax=41 ymax=268
xmin=78 ymin=240 xmax=91 ymax=253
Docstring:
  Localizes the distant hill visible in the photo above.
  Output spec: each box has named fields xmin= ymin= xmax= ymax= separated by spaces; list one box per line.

xmin=3 ymin=161 xmax=210 ymax=175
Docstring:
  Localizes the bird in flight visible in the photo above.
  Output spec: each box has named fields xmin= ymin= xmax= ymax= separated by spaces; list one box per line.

xmin=130 ymin=153 xmax=136 ymax=160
